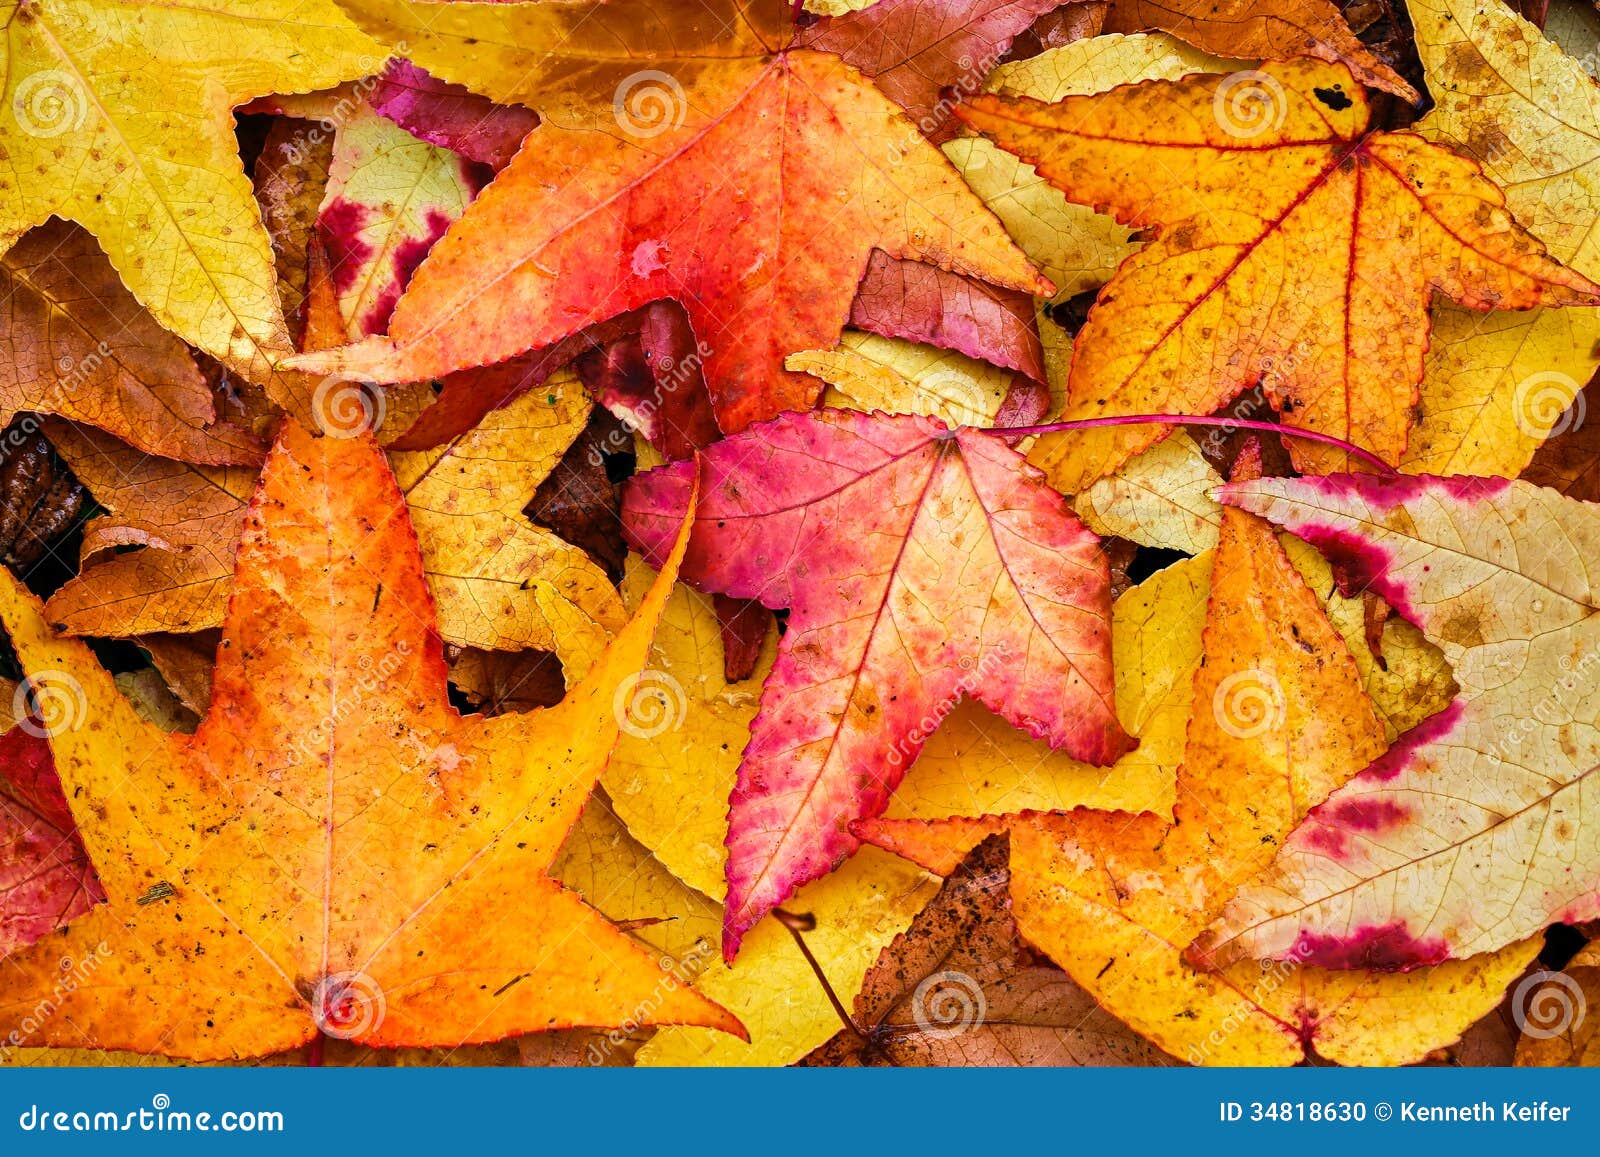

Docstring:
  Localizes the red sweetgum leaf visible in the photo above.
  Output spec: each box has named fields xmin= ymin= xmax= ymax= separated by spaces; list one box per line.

xmin=622 ymin=408 xmax=1129 ymax=957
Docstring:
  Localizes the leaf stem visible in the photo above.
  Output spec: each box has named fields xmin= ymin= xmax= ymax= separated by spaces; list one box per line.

xmin=773 ymin=908 xmax=870 ymax=1040
xmin=982 ymin=414 xmax=1398 ymax=475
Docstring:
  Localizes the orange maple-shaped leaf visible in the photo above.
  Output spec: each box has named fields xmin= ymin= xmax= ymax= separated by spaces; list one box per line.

xmin=623 ymin=410 xmax=1130 ymax=957
xmin=291 ymin=0 xmax=1048 ymax=433
xmin=957 ymin=59 xmax=1600 ymax=491
xmin=0 ymin=420 xmax=739 ymax=1060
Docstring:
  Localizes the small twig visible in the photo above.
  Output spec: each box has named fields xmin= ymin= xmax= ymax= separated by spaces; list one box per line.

xmin=773 ymin=908 xmax=870 ymax=1040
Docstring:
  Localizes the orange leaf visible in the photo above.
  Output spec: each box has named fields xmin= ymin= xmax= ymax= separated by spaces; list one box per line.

xmin=958 ymin=59 xmax=1600 ymax=491
xmin=1103 ymin=0 xmax=1418 ymax=101
xmin=0 ymin=420 xmax=738 ymax=1059
xmin=289 ymin=2 xmax=1047 ymax=433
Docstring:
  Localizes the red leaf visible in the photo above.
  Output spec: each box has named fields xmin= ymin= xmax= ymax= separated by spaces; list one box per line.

xmin=0 ymin=725 xmax=104 ymax=959
xmin=623 ymin=409 xmax=1130 ymax=956
xmin=795 ymin=0 xmax=1070 ymax=142
xmin=370 ymin=60 xmax=538 ymax=170
xmin=850 ymin=251 xmax=1045 ymax=382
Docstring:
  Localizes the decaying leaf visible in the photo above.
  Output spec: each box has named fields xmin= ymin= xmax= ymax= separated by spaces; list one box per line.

xmin=1 ymin=222 xmax=262 ymax=465
xmin=800 ymin=835 xmax=1175 ymax=1066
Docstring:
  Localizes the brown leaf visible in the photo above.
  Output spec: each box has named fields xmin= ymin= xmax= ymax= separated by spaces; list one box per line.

xmin=0 ymin=223 xmax=263 ymax=466
xmin=799 ymin=835 xmax=1173 ymax=1066
xmin=1520 ymin=370 xmax=1600 ymax=501
xmin=252 ymin=117 xmax=334 ymax=346
xmin=0 ymin=417 xmax=85 ymax=572
xmin=526 ymin=409 xmax=629 ymax=583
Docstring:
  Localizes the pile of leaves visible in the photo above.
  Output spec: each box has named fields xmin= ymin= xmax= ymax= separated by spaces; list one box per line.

xmin=2 ymin=0 xmax=1599 ymax=1068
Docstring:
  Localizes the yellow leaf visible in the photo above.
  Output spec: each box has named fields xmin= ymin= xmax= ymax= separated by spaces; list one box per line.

xmin=945 ymin=34 xmax=1234 ymax=303
xmin=792 ymin=333 xmax=1018 ymax=427
xmin=0 ymin=0 xmax=384 ymax=394
xmin=1071 ymin=430 xmax=1223 ymax=553
xmin=601 ymin=560 xmax=776 ymax=901
xmin=1402 ymin=0 xmax=1600 ymax=477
